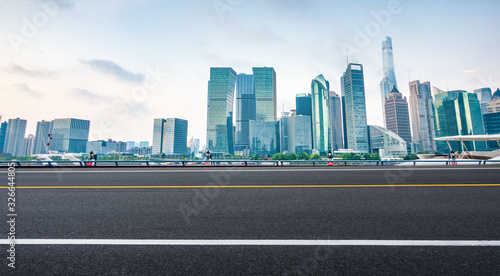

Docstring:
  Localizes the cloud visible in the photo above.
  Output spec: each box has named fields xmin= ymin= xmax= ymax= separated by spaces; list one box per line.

xmin=461 ymin=69 xmax=480 ymax=73
xmin=15 ymin=83 xmax=43 ymax=98
xmin=71 ymin=88 xmax=100 ymax=99
xmin=84 ymin=59 xmax=145 ymax=83
xmin=5 ymin=64 xmax=56 ymax=78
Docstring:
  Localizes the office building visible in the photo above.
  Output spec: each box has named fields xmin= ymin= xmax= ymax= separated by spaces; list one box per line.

xmin=187 ymin=137 xmax=200 ymax=157
xmin=329 ymin=91 xmax=343 ymax=151
xmin=87 ymin=139 xmax=127 ymax=155
xmin=287 ymin=115 xmax=312 ymax=154
xmin=152 ymin=118 xmax=166 ymax=154
xmin=487 ymin=89 xmax=500 ymax=113
xmin=0 ymin=121 xmax=8 ymax=153
xmin=342 ymin=64 xmax=369 ymax=153
xmin=279 ymin=112 xmax=290 ymax=153
xmin=3 ymin=118 xmax=27 ymax=156
xmin=433 ymin=89 xmax=486 ymax=153
xmin=384 ymin=86 xmax=412 ymax=143
xmin=380 ymin=37 xmax=399 ymax=127
xmin=409 ymin=80 xmax=436 ymax=152
xmin=235 ymin=73 xmax=256 ymax=153
xmin=249 ymin=121 xmax=279 ymax=156
xmin=33 ymin=120 xmax=54 ymax=155
xmin=162 ymin=118 xmax=188 ymax=155
xmin=126 ymin=141 xmax=136 ymax=150
xmin=253 ymin=67 xmax=277 ymax=122
xmin=139 ymin=141 xmax=149 ymax=148
xmin=24 ymin=134 xmax=35 ymax=157
xmin=368 ymin=125 xmax=407 ymax=157
xmin=50 ymin=118 xmax=90 ymax=153
xmin=207 ymin=67 xmax=237 ymax=155
xmin=296 ymin=93 xmax=312 ymax=117
xmin=311 ymin=74 xmax=330 ymax=155
xmin=474 ymin=88 xmax=492 ymax=115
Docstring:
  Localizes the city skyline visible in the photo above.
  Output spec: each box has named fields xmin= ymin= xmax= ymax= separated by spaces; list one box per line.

xmin=1 ymin=1 xmax=500 ymax=147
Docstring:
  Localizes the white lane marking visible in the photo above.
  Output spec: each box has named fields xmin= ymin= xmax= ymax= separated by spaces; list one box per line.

xmin=13 ymin=167 xmax=500 ymax=174
xmin=2 ymin=239 xmax=500 ymax=246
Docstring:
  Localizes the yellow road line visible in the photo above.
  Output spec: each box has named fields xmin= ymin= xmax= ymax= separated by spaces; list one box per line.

xmin=2 ymin=184 xmax=500 ymax=189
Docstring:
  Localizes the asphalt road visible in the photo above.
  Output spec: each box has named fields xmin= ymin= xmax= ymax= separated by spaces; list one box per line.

xmin=1 ymin=166 xmax=500 ymax=275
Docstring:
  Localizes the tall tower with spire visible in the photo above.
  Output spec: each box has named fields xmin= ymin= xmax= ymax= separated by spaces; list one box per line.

xmin=380 ymin=36 xmax=398 ymax=127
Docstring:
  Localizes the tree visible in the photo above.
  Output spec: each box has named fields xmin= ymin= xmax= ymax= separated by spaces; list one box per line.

xmin=298 ymin=152 xmax=310 ymax=160
xmin=284 ymin=153 xmax=298 ymax=160
xmin=272 ymin=153 xmax=284 ymax=160
xmin=310 ymin=153 xmax=321 ymax=160
xmin=250 ymin=154 xmax=259 ymax=160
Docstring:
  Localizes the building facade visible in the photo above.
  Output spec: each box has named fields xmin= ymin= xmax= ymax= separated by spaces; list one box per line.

xmin=311 ymin=74 xmax=330 ymax=155
xmin=162 ymin=118 xmax=188 ymax=155
xmin=87 ymin=139 xmax=128 ymax=155
xmin=287 ymin=115 xmax=312 ymax=154
xmin=152 ymin=118 xmax=166 ymax=155
xmin=249 ymin=121 xmax=279 ymax=156
xmin=253 ymin=67 xmax=277 ymax=122
xmin=328 ymin=91 xmax=343 ymax=151
xmin=0 ymin=121 xmax=8 ymax=153
xmin=342 ymin=64 xmax=369 ymax=153
xmin=433 ymin=90 xmax=486 ymax=153
xmin=474 ymin=88 xmax=492 ymax=115
xmin=207 ymin=67 xmax=237 ymax=155
xmin=33 ymin=120 xmax=54 ymax=155
xmin=24 ymin=134 xmax=35 ymax=157
xmin=279 ymin=112 xmax=290 ymax=153
xmin=3 ymin=118 xmax=27 ymax=156
xmin=487 ymin=89 xmax=500 ymax=113
xmin=384 ymin=86 xmax=412 ymax=144
xmin=368 ymin=125 xmax=407 ymax=157
xmin=409 ymin=80 xmax=436 ymax=152
xmin=235 ymin=73 xmax=256 ymax=153
xmin=50 ymin=118 xmax=90 ymax=153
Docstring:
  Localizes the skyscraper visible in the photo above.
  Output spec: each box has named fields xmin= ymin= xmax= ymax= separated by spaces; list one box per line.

xmin=249 ymin=121 xmax=279 ymax=156
xmin=253 ymin=67 xmax=277 ymax=122
xmin=50 ymin=118 xmax=90 ymax=153
xmin=152 ymin=118 xmax=166 ymax=154
xmin=474 ymin=88 xmax=492 ymax=115
xmin=342 ymin=64 xmax=369 ymax=153
xmin=33 ymin=120 xmax=53 ymax=155
xmin=487 ymin=89 xmax=500 ymax=113
xmin=287 ymin=115 xmax=312 ymax=154
xmin=139 ymin=141 xmax=149 ymax=148
xmin=235 ymin=73 xmax=256 ymax=154
xmin=24 ymin=134 xmax=35 ymax=157
xmin=380 ymin=36 xmax=398 ymax=127
xmin=433 ymin=90 xmax=486 ymax=153
xmin=162 ymin=118 xmax=188 ymax=155
xmin=409 ymin=80 xmax=436 ymax=152
xmin=329 ymin=91 xmax=343 ymax=151
xmin=0 ymin=121 xmax=8 ymax=153
xmin=279 ymin=112 xmax=290 ymax=153
xmin=3 ymin=118 xmax=27 ymax=157
xmin=311 ymin=74 xmax=330 ymax=155
xmin=296 ymin=93 xmax=312 ymax=117
xmin=384 ymin=86 xmax=412 ymax=144
xmin=207 ymin=67 xmax=237 ymax=155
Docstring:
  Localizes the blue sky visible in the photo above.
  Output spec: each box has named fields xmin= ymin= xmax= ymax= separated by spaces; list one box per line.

xmin=1 ymin=0 xmax=499 ymax=146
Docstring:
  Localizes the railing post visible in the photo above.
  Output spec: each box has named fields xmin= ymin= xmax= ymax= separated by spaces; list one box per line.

xmin=115 ymin=162 xmax=119 ymax=166
xmin=245 ymin=161 xmax=247 ymax=167
xmin=146 ymin=162 xmax=149 ymax=166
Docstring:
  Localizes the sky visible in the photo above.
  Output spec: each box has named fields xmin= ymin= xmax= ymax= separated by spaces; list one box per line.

xmin=1 ymin=0 xmax=499 ymax=147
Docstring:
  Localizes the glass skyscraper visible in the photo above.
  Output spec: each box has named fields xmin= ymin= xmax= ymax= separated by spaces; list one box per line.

xmin=342 ymin=64 xmax=369 ymax=153
xmin=51 ymin=118 xmax=90 ymax=153
xmin=0 ymin=121 xmax=8 ymax=153
xmin=3 ymin=118 xmax=27 ymax=157
xmin=249 ymin=120 xmax=279 ymax=156
xmin=162 ymin=118 xmax=188 ymax=155
xmin=253 ymin=67 xmax=277 ymax=122
xmin=380 ymin=36 xmax=398 ymax=127
xmin=279 ymin=112 xmax=290 ymax=153
xmin=384 ymin=86 xmax=412 ymax=144
xmin=311 ymin=74 xmax=330 ymax=155
xmin=152 ymin=118 xmax=166 ymax=154
xmin=474 ymin=88 xmax=493 ymax=115
xmin=287 ymin=115 xmax=312 ymax=154
xmin=207 ymin=67 xmax=237 ymax=155
xmin=409 ymin=80 xmax=436 ymax=152
xmin=33 ymin=120 xmax=54 ymax=155
xmin=235 ymin=73 xmax=256 ymax=154
xmin=433 ymin=90 xmax=486 ymax=153
xmin=296 ymin=93 xmax=312 ymax=117
xmin=329 ymin=91 xmax=343 ymax=151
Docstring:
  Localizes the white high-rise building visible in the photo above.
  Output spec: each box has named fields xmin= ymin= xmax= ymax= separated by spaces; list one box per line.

xmin=409 ymin=80 xmax=436 ymax=152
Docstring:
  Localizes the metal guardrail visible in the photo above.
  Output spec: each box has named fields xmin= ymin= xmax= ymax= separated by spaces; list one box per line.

xmin=0 ymin=159 xmax=499 ymax=167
